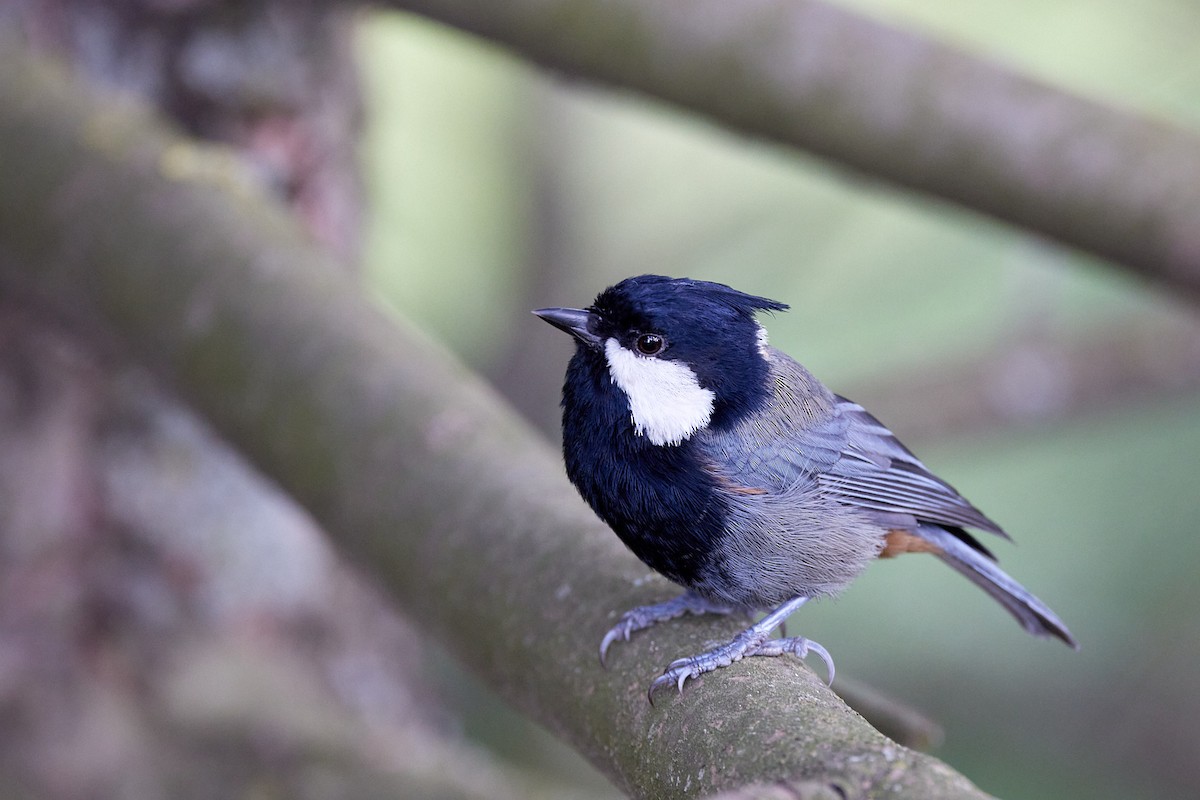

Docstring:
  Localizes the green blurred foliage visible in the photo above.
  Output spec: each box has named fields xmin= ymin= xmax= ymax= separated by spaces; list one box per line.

xmin=360 ymin=15 xmax=533 ymax=365
xmin=357 ymin=3 xmax=1200 ymax=799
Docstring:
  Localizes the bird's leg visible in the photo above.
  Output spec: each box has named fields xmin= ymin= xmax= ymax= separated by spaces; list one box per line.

xmin=648 ymin=596 xmax=833 ymax=701
xmin=600 ymin=590 xmax=738 ymax=667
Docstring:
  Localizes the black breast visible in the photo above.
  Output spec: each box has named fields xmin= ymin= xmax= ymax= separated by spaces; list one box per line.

xmin=561 ymin=350 xmax=729 ymax=589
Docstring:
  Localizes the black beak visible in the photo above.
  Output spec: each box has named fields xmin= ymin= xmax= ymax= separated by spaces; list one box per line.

xmin=532 ymin=306 xmax=604 ymax=349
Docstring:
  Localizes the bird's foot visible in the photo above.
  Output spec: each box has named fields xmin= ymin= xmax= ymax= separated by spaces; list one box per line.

xmin=754 ymin=636 xmax=835 ymax=684
xmin=649 ymin=632 xmax=834 ymax=702
xmin=644 ymin=596 xmax=830 ymax=702
xmin=599 ymin=591 xmax=736 ymax=667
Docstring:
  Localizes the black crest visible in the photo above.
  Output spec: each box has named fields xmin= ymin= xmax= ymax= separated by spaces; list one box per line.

xmin=591 ymin=275 xmax=788 ymax=332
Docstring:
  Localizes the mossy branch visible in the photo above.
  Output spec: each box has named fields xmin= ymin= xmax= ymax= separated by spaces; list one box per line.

xmin=0 ymin=42 xmax=993 ymax=799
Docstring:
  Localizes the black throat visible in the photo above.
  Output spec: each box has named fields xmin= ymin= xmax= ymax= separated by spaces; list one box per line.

xmin=560 ymin=347 xmax=731 ymax=588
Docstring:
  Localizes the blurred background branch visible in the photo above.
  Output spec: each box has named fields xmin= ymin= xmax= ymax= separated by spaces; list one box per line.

xmin=384 ymin=0 xmax=1200 ymax=303
xmin=0 ymin=3 xmax=581 ymax=798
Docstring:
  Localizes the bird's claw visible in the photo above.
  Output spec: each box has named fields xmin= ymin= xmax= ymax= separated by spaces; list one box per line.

xmin=647 ymin=658 xmax=715 ymax=702
xmin=599 ymin=619 xmax=636 ymax=668
xmin=647 ymin=629 xmax=761 ymax=702
xmin=646 ymin=633 xmax=835 ymax=703
xmin=599 ymin=592 xmax=736 ymax=668
xmin=648 ymin=665 xmax=695 ymax=702
xmin=756 ymin=636 xmax=836 ymax=685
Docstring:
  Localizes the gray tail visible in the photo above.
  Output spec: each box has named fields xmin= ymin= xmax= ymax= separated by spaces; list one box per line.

xmin=918 ymin=525 xmax=1078 ymax=649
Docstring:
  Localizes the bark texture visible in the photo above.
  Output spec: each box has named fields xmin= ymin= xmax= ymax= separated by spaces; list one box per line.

xmin=0 ymin=5 xmax=507 ymax=797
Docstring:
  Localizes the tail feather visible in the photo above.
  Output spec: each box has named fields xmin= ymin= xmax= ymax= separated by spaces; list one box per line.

xmin=918 ymin=525 xmax=1078 ymax=649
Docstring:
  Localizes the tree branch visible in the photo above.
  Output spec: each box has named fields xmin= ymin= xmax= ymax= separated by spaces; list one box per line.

xmin=846 ymin=313 xmax=1200 ymax=442
xmin=0 ymin=42 xmax=993 ymax=799
xmin=380 ymin=0 xmax=1200 ymax=302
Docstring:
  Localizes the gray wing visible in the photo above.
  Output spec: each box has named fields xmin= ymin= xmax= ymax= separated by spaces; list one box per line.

xmin=823 ymin=396 xmax=1006 ymax=536
xmin=698 ymin=350 xmax=845 ymax=492
xmin=700 ymin=349 xmax=1005 ymax=537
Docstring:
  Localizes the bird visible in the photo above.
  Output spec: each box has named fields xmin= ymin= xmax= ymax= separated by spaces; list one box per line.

xmin=534 ymin=274 xmax=1076 ymax=700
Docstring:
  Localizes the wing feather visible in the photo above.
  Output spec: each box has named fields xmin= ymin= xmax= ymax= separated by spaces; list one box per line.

xmin=828 ymin=398 xmax=1005 ymax=535
xmin=699 ymin=349 xmax=1005 ymax=537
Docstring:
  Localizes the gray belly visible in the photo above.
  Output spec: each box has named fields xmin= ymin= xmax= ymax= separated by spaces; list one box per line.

xmin=695 ymin=487 xmax=885 ymax=609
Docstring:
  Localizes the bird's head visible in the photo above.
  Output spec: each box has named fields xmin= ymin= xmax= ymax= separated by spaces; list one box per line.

xmin=535 ymin=275 xmax=788 ymax=446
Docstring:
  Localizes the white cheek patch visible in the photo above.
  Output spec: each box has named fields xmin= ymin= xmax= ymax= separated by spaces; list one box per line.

xmin=604 ymin=338 xmax=715 ymax=446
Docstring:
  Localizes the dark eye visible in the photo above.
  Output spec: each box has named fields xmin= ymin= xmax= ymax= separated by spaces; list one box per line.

xmin=635 ymin=333 xmax=665 ymax=355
